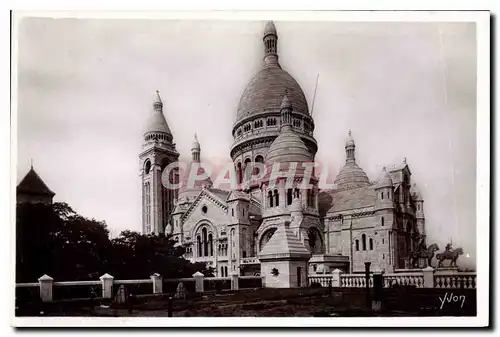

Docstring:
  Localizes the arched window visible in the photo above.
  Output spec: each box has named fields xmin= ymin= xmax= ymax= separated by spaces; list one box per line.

xmin=221 ymin=266 xmax=224 ymax=277
xmin=362 ymin=234 xmax=367 ymax=251
xmin=144 ymin=160 xmax=151 ymax=174
xmin=369 ymin=238 xmax=374 ymax=250
xmin=197 ymin=235 xmax=202 ymax=257
xmin=274 ymin=189 xmax=279 ymax=206
xmin=294 ymin=188 xmax=300 ymax=199
xmin=355 ymin=240 xmax=359 ymax=251
xmin=232 ymin=208 xmax=234 ymax=217
xmin=381 ymin=192 xmax=384 ymax=200
xmin=208 ymin=233 xmax=213 ymax=256
xmin=244 ymin=158 xmax=251 ymax=181
xmin=202 ymin=228 xmax=208 ymax=257
xmin=268 ymin=190 xmax=274 ymax=207
xmin=225 ymin=266 xmax=228 ymax=277
xmin=254 ymin=155 xmax=264 ymax=176
xmin=381 ymin=216 xmax=384 ymax=226
xmin=237 ymin=162 xmax=242 ymax=184
xmin=287 ymin=189 xmax=293 ymax=205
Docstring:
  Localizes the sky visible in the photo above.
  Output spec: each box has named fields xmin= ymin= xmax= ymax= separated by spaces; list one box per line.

xmin=16 ymin=18 xmax=477 ymax=266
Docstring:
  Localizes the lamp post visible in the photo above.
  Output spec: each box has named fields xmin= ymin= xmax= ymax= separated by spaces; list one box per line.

xmin=364 ymin=261 xmax=371 ymax=309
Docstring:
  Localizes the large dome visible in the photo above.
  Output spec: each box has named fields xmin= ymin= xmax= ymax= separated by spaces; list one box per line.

xmin=334 ymin=163 xmax=370 ymax=189
xmin=236 ymin=66 xmax=309 ymax=124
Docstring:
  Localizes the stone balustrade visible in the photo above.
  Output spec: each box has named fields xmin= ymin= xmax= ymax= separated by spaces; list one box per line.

xmin=308 ymin=267 xmax=477 ymax=289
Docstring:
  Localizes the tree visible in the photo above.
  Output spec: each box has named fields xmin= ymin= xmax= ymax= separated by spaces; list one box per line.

xmin=16 ymin=202 xmax=212 ymax=282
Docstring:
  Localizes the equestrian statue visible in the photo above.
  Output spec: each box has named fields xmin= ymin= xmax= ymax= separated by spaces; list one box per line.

xmin=409 ymin=239 xmax=439 ymax=268
xmin=435 ymin=242 xmax=463 ymax=268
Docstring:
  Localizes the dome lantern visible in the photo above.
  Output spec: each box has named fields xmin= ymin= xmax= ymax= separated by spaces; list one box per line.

xmin=263 ymin=21 xmax=278 ymax=66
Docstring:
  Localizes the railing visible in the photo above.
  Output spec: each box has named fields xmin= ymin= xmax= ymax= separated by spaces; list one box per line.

xmin=341 ymin=274 xmax=373 ymax=288
xmin=240 ymin=257 xmax=259 ymax=264
xmin=309 ymin=275 xmax=332 ymax=287
xmin=309 ymin=268 xmax=476 ymax=289
xmin=434 ymin=272 xmax=476 ymax=289
xmin=383 ymin=272 xmax=424 ymax=288
xmin=15 ymin=272 xmax=265 ymax=303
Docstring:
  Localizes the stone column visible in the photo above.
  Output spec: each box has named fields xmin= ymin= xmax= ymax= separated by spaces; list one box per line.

xmin=331 ymin=268 xmax=342 ymax=287
xmin=193 ymin=271 xmax=204 ymax=293
xmin=100 ymin=273 xmax=114 ymax=299
xmin=422 ymin=266 xmax=435 ymax=288
xmin=150 ymin=273 xmax=163 ymax=294
xmin=38 ymin=274 xmax=53 ymax=302
xmin=231 ymin=271 xmax=239 ymax=291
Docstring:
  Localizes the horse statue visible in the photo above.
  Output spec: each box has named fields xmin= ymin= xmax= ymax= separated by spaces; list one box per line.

xmin=436 ymin=243 xmax=463 ymax=267
xmin=409 ymin=243 xmax=439 ymax=268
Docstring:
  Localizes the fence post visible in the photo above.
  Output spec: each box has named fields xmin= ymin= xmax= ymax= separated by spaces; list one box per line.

xmin=150 ymin=273 xmax=163 ymax=294
xmin=231 ymin=272 xmax=239 ymax=291
xmin=331 ymin=269 xmax=342 ymax=287
xmin=100 ymin=273 xmax=114 ymax=298
xmin=38 ymin=274 xmax=53 ymax=302
xmin=422 ymin=266 xmax=434 ymax=288
xmin=193 ymin=271 xmax=204 ymax=293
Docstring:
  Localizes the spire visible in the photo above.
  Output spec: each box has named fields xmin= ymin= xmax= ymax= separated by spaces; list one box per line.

xmin=345 ymin=130 xmax=356 ymax=163
xmin=279 ymin=91 xmax=292 ymax=130
xmin=144 ymin=90 xmax=172 ymax=136
xmin=263 ymin=21 xmax=279 ymax=66
xmin=191 ymin=133 xmax=201 ymax=161
xmin=153 ymin=90 xmax=163 ymax=110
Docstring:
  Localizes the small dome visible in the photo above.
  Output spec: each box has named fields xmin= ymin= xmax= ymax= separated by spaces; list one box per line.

xmin=334 ymin=163 xmax=370 ymax=189
xmin=376 ymin=167 xmax=393 ymax=188
xmin=265 ymin=128 xmax=313 ymax=166
xmin=290 ymin=197 xmax=302 ymax=212
xmin=264 ymin=21 xmax=277 ymax=37
xmin=345 ymin=130 xmax=355 ymax=147
xmin=165 ymin=222 xmax=173 ymax=235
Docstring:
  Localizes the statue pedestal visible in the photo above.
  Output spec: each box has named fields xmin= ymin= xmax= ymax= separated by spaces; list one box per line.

xmin=435 ymin=266 xmax=459 ymax=275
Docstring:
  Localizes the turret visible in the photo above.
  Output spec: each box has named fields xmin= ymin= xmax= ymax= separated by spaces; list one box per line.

xmin=411 ymin=183 xmax=425 ymax=236
xmin=375 ymin=166 xmax=394 ymax=210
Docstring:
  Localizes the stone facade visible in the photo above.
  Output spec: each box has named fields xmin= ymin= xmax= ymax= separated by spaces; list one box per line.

xmin=140 ymin=21 xmax=426 ymax=282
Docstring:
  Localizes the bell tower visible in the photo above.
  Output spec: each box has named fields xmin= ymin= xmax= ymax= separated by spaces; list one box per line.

xmin=139 ymin=90 xmax=179 ymax=234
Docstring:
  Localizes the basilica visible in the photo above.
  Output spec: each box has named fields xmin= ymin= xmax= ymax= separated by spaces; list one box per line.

xmin=138 ymin=21 xmax=427 ymax=287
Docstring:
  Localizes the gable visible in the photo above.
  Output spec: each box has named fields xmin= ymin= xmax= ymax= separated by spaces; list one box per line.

xmin=181 ymin=188 xmax=228 ymax=223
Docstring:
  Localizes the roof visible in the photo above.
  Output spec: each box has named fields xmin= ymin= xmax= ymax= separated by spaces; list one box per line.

xmin=376 ymin=167 xmax=393 ymax=188
xmin=264 ymin=21 xmax=277 ymax=37
xmin=144 ymin=91 xmax=172 ymax=135
xmin=17 ymin=167 xmax=55 ymax=197
xmin=209 ymin=188 xmax=231 ymax=201
xmin=226 ymin=190 xmax=250 ymax=202
xmin=325 ymin=185 xmax=377 ymax=214
xmin=258 ymin=223 xmax=311 ymax=260
xmin=334 ymin=162 xmax=370 ymax=189
xmin=265 ymin=127 xmax=313 ymax=166
xmin=236 ymin=66 xmax=309 ymax=124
